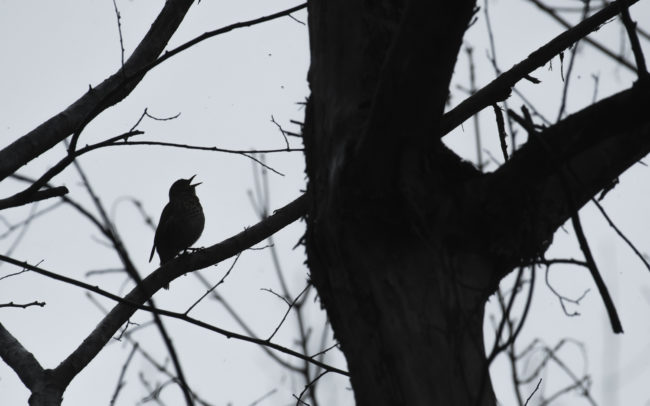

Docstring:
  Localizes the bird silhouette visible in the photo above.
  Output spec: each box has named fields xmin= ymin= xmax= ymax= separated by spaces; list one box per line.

xmin=149 ymin=176 xmax=205 ymax=289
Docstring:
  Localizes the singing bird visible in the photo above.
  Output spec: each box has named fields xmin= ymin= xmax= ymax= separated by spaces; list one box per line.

xmin=149 ymin=176 xmax=205 ymax=289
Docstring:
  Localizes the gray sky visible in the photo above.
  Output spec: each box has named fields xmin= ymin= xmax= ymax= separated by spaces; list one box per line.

xmin=1 ymin=1 xmax=649 ymax=405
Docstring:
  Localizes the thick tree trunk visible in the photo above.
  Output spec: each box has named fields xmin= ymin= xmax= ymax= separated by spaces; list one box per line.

xmin=29 ymin=386 xmax=64 ymax=406
xmin=303 ymin=2 xmax=496 ymax=404
xmin=306 ymin=224 xmax=496 ymax=405
xmin=304 ymin=0 xmax=650 ymax=404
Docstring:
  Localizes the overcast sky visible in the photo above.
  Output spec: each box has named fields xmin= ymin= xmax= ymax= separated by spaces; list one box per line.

xmin=1 ymin=1 xmax=650 ymax=405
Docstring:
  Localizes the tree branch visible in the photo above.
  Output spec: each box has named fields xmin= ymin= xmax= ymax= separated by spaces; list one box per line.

xmin=487 ymin=80 xmax=650 ymax=278
xmin=0 ymin=322 xmax=44 ymax=390
xmin=619 ymin=0 xmax=649 ymax=79
xmin=529 ymin=0 xmax=637 ymax=72
xmin=0 ymin=0 xmax=196 ymax=182
xmin=52 ymin=193 xmax=308 ymax=386
xmin=441 ymin=0 xmax=643 ymax=136
xmin=0 ymin=186 xmax=69 ymax=210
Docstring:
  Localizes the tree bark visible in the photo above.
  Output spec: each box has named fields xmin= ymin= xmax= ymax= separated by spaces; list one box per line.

xmin=304 ymin=1 xmax=497 ymax=404
xmin=303 ymin=1 xmax=650 ymax=405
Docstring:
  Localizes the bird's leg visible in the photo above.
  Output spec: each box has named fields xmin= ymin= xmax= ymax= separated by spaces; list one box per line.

xmin=181 ymin=247 xmax=204 ymax=256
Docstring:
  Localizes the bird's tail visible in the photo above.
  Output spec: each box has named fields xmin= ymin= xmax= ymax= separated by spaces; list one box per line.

xmin=149 ymin=244 xmax=156 ymax=262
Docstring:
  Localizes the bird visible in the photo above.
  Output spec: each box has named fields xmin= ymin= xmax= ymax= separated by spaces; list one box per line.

xmin=149 ymin=175 xmax=205 ymax=289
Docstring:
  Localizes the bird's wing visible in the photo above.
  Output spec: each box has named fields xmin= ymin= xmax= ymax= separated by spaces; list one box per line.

xmin=149 ymin=203 xmax=173 ymax=262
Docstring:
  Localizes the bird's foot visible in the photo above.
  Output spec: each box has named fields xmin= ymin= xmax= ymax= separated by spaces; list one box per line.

xmin=182 ymin=247 xmax=204 ymax=255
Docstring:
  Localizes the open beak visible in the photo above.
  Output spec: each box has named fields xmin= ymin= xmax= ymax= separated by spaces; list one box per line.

xmin=188 ymin=175 xmax=202 ymax=187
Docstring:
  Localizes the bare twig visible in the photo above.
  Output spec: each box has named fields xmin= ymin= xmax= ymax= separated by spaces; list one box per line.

xmin=0 ymin=253 xmax=348 ymax=377
xmin=556 ymin=2 xmax=592 ymax=122
xmin=492 ymin=104 xmax=509 ymax=161
xmin=68 ymin=150 xmax=195 ymax=406
xmin=545 ymin=266 xmax=590 ymax=317
xmin=293 ymin=371 xmax=328 ymax=406
xmin=618 ymin=0 xmax=649 ymax=78
xmin=512 ymin=106 xmax=623 ymax=333
xmin=592 ymin=199 xmax=650 ymax=273
xmin=0 ymin=131 xmax=143 ymax=211
xmin=442 ymin=0 xmax=642 ymax=136
xmin=109 ymin=343 xmax=138 ymax=406
xmin=529 ymin=0 xmax=637 ymax=72
xmin=465 ymin=47 xmax=483 ymax=170
xmin=0 ymin=186 xmax=68 ymax=210
xmin=194 ymin=271 xmax=303 ymax=373
xmin=0 ymin=301 xmax=46 ymax=309
xmin=524 ymin=378 xmax=542 ymax=406
xmin=310 ymin=342 xmax=339 ymax=360
xmin=184 ymin=253 xmax=242 ymax=315
xmin=86 ymin=294 xmax=214 ymax=406
xmin=248 ymin=388 xmax=278 ymax=406
xmin=0 ymin=1 xmax=306 ymax=183
xmin=111 ymin=0 xmax=126 ymax=68
xmin=2 ymin=202 xmax=38 ymax=261
xmin=266 ymin=284 xmax=310 ymax=341
xmin=270 ymin=115 xmax=291 ymax=150
xmin=0 ymin=202 xmax=63 ymax=240
xmin=129 ymin=108 xmax=181 ymax=132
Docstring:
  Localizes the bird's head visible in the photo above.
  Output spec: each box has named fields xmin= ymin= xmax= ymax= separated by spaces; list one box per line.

xmin=168 ymin=175 xmax=201 ymax=199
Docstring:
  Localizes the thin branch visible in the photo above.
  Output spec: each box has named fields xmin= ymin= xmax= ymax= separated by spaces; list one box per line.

xmin=1 ymin=194 xmax=341 ymax=389
xmin=248 ymin=388 xmax=278 ymax=406
xmin=0 ymin=2 xmax=306 ymax=183
xmin=129 ymin=108 xmax=181 ymax=132
xmin=109 ymin=343 xmax=138 ymax=406
xmin=0 ymin=131 xmax=143 ymax=211
xmin=483 ymin=0 xmax=520 ymax=153
xmin=0 ymin=0 xmax=196 ymax=182
xmin=2 ymin=201 xmax=39 ymax=261
xmin=0 ymin=186 xmax=68 ymax=210
xmin=556 ymin=2 xmax=592 ymax=122
xmin=184 ymin=253 xmax=242 ymax=315
xmin=68 ymin=2 xmax=308 ymax=154
xmin=96 ymin=139 xmax=301 ymax=176
xmin=592 ymin=199 xmax=650 ymax=273
xmin=0 ymin=253 xmax=347 ymax=378
xmin=492 ymin=104 xmax=509 ymax=161
xmin=529 ymin=0 xmax=637 ymax=71
xmin=545 ymin=266 xmax=590 ymax=317
xmin=270 ymin=115 xmax=291 ymax=150
xmin=266 ymin=284 xmax=310 ymax=341
xmin=487 ymin=268 xmax=525 ymax=364
xmin=310 ymin=342 xmax=339 ymax=360
xmin=10 ymin=173 xmax=111 ymax=239
xmin=618 ymin=0 xmax=649 ymax=78
xmin=524 ymin=378 xmax=542 ymax=406
xmin=293 ymin=371 xmax=328 ymax=406
xmin=441 ymin=0 xmax=642 ymax=136
xmin=111 ymin=0 xmax=126 ymax=68
xmin=87 ymin=294 xmax=214 ymax=406
xmin=465 ymin=47 xmax=483 ymax=170
xmin=513 ymin=106 xmax=623 ymax=333
xmin=539 ymin=376 xmax=594 ymax=406
xmin=0 ymin=201 xmax=63 ymax=240
xmin=101 ymin=140 xmax=303 ymax=155
xmin=85 ymin=268 xmax=126 ymax=277
xmin=194 ymin=271 xmax=303 ymax=373
xmin=495 ymin=267 xmax=536 ymax=355
xmin=68 ymin=151 xmax=194 ymax=406
xmin=0 ymin=301 xmax=46 ymax=309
